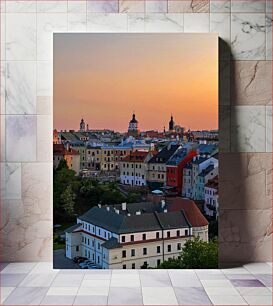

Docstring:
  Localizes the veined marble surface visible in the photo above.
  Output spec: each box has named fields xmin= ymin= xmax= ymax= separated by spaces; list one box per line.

xmin=0 ymin=0 xmax=272 ymax=264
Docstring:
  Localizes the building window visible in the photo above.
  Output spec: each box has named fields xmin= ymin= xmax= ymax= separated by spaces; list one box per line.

xmin=167 ymin=245 xmax=171 ymax=252
xmin=132 ymin=263 xmax=135 ymax=269
xmin=131 ymin=249 xmax=135 ymax=257
xmin=185 ymin=229 xmax=189 ymax=236
xmin=76 ymin=246 xmax=79 ymax=252
xmin=157 ymin=259 xmax=161 ymax=266
xmin=177 ymin=243 xmax=181 ymax=251
xmin=157 ymin=246 xmax=160 ymax=254
xmin=143 ymin=248 xmax=147 ymax=255
xmin=123 ymin=264 xmax=126 ymax=269
xmin=156 ymin=232 xmax=160 ymax=239
xmin=130 ymin=235 xmax=134 ymax=242
xmin=142 ymin=233 xmax=146 ymax=240
xmin=176 ymin=230 xmax=180 ymax=237
xmin=122 ymin=250 xmax=126 ymax=258
xmin=167 ymin=231 xmax=170 ymax=238
xmin=98 ymin=243 xmax=100 ymax=250
xmin=121 ymin=236 xmax=125 ymax=242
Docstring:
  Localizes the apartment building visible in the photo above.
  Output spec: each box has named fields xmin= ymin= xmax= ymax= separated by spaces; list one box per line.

xmin=147 ymin=144 xmax=180 ymax=190
xmin=65 ymin=198 xmax=209 ymax=269
xmin=120 ymin=150 xmax=155 ymax=186
xmin=53 ymin=144 xmax=80 ymax=175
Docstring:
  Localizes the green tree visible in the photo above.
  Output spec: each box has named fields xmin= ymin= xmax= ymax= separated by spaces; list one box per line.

xmin=60 ymin=185 xmax=76 ymax=216
xmin=157 ymin=238 xmax=218 ymax=269
xmin=56 ymin=158 xmax=69 ymax=170
xmin=180 ymin=237 xmax=218 ymax=269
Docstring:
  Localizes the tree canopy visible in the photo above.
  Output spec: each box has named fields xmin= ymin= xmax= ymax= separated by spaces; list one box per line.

xmin=158 ymin=237 xmax=218 ymax=269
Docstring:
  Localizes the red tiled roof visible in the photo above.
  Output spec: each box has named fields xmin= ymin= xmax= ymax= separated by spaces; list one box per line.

xmin=168 ymin=197 xmax=209 ymax=227
xmin=122 ymin=150 xmax=150 ymax=163
xmin=53 ymin=144 xmax=79 ymax=156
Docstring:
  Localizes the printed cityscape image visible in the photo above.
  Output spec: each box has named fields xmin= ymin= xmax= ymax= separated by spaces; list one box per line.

xmin=53 ymin=33 xmax=218 ymax=269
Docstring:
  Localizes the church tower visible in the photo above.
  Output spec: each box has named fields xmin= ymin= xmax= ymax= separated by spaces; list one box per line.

xmin=128 ymin=113 xmax=140 ymax=137
xmin=80 ymin=118 xmax=85 ymax=132
xmin=169 ymin=115 xmax=174 ymax=131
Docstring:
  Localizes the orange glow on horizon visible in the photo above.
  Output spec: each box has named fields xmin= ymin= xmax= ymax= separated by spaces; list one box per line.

xmin=54 ymin=33 xmax=218 ymax=132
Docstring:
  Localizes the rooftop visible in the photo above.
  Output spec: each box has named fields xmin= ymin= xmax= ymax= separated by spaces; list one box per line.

xmin=122 ymin=150 xmax=151 ymax=163
xmin=166 ymin=147 xmax=189 ymax=166
xmin=77 ymin=198 xmax=208 ymax=235
xmin=53 ymin=144 xmax=79 ymax=156
xmin=148 ymin=144 xmax=180 ymax=164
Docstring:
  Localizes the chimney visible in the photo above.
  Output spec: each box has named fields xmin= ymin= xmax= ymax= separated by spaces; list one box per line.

xmin=136 ymin=210 xmax=141 ymax=215
xmin=122 ymin=202 xmax=127 ymax=211
xmin=161 ymin=200 xmax=165 ymax=208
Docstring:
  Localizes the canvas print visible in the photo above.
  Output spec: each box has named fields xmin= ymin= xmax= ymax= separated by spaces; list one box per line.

xmin=53 ymin=33 xmax=218 ymax=269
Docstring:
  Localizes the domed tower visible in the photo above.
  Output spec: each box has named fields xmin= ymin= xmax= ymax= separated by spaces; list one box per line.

xmin=80 ymin=118 xmax=85 ymax=132
xmin=169 ymin=115 xmax=174 ymax=132
xmin=128 ymin=113 xmax=140 ymax=137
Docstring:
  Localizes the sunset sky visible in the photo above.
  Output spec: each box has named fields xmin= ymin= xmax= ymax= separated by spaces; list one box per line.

xmin=54 ymin=33 xmax=218 ymax=132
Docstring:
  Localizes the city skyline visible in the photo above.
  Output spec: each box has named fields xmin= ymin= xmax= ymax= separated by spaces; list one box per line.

xmin=54 ymin=33 xmax=218 ymax=132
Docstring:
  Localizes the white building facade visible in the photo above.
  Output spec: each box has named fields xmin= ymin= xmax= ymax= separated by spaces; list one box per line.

xmin=65 ymin=200 xmax=209 ymax=269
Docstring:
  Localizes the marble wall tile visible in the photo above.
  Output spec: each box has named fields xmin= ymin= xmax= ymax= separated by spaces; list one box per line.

xmin=1 ymin=12 xmax=5 ymax=60
xmin=231 ymin=106 xmax=266 ymax=152
xmin=6 ymin=13 xmax=36 ymax=61
xmin=68 ymin=0 xmax=87 ymax=13
xmin=37 ymin=13 xmax=68 ymax=61
xmin=210 ymin=13 xmax=231 ymax=60
xmin=37 ymin=115 xmax=52 ymax=162
xmin=37 ymin=61 xmax=53 ymax=97
xmin=68 ymin=13 xmax=87 ymax=32
xmin=0 ymin=115 xmax=5 ymax=161
xmin=266 ymin=0 xmax=272 ymax=12
xmin=219 ymin=209 xmax=272 ymax=263
xmin=6 ymin=115 xmax=36 ymax=162
xmin=231 ymin=0 xmax=266 ymax=13
xmin=144 ymin=13 xmax=183 ymax=32
xmin=21 ymin=162 xmax=52 ymax=219
xmin=266 ymin=13 xmax=272 ymax=60
xmin=219 ymin=106 xmax=231 ymax=152
xmin=1 ymin=62 xmax=5 ymax=114
xmin=231 ymin=13 xmax=266 ymax=60
xmin=0 ymin=0 xmax=5 ymax=12
xmin=6 ymin=1 xmax=37 ymax=13
xmin=219 ymin=60 xmax=231 ymax=106
xmin=146 ymin=0 xmax=167 ymax=13
xmin=210 ymin=13 xmax=230 ymax=43
xmin=37 ymin=1 xmax=67 ymax=13
xmin=128 ymin=13 xmax=145 ymax=32
xmin=168 ymin=0 xmax=209 ymax=13
xmin=6 ymin=61 xmax=36 ymax=115
xmin=87 ymin=0 xmax=118 ymax=13
xmin=1 ymin=163 xmax=21 ymax=200
xmin=0 ymin=199 xmax=52 ymax=262
xmin=36 ymin=96 xmax=52 ymax=116
xmin=184 ymin=13 xmax=209 ymax=32
xmin=87 ymin=13 xmax=127 ymax=32
xmin=119 ymin=0 xmax=144 ymax=13
xmin=210 ymin=0 xmax=231 ymax=13
xmin=266 ymin=106 xmax=272 ymax=152
xmin=219 ymin=153 xmax=272 ymax=210
xmin=231 ymin=61 xmax=272 ymax=106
